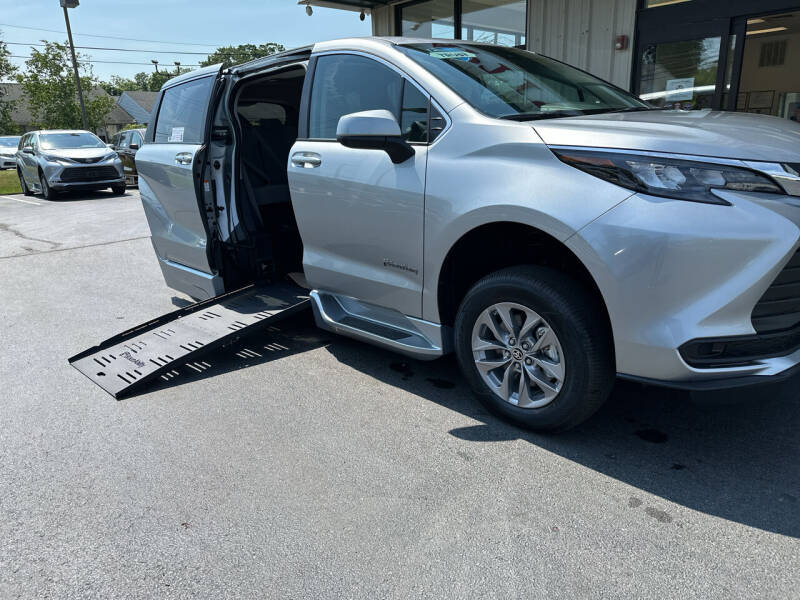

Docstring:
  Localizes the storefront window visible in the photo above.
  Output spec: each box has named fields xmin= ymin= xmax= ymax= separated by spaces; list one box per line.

xmin=461 ymin=0 xmax=526 ymax=47
xmin=400 ymin=0 xmax=456 ymax=39
xmin=399 ymin=0 xmax=527 ymax=46
xmin=737 ymin=11 xmax=800 ymax=121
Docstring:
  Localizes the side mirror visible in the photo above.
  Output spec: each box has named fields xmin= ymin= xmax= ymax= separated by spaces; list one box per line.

xmin=129 ymin=143 xmax=139 ymax=150
xmin=22 ymin=146 xmax=34 ymax=154
xmin=336 ymin=109 xmax=414 ymax=164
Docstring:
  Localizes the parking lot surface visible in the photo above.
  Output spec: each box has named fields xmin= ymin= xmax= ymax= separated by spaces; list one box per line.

xmin=1 ymin=190 xmax=798 ymax=599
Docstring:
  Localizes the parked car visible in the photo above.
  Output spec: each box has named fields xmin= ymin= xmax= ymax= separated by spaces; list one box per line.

xmin=16 ymin=130 xmax=125 ymax=200
xmin=109 ymin=128 xmax=146 ymax=186
xmin=135 ymin=38 xmax=800 ymax=431
xmin=0 ymin=135 xmax=21 ymax=169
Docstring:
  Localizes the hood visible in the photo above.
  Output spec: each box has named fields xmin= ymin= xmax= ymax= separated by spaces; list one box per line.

xmin=43 ymin=147 xmax=112 ymax=161
xmin=531 ymin=110 xmax=800 ymax=163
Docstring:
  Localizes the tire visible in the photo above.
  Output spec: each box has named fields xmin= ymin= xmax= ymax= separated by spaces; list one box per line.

xmin=39 ymin=171 xmax=55 ymax=200
xmin=18 ymin=169 xmax=32 ymax=196
xmin=111 ymin=182 xmax=126 ymax=195
xmin=454 ymin=266 xmax=615 ymax=432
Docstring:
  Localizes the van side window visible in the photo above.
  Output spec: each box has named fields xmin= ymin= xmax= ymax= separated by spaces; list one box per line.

xmin=400 ymin=81 xmax=429 ymax=143
xmin=309 ymin=55 xmax=403 ymax=140
xmin=154 ymin=76 xmax=215 ymax=144
xmin=131 ymin=131 xmax=143 ymax=147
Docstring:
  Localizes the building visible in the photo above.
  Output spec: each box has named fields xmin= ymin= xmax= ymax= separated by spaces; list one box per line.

xmin=117 ymin=90 xmax=159 ymax=126
xmin=311 ymin=0 xmax=800 ymax=122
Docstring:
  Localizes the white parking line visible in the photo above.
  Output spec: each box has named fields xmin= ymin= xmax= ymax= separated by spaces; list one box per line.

xmin=0 ymin=195 xmax=41 ymax=206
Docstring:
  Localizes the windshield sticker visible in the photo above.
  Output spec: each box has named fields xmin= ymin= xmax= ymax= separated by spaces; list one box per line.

xmin=169 ymin=127 xmax=185 ymax=143
xmin=428 ymin=48 xmax=476 ymax=60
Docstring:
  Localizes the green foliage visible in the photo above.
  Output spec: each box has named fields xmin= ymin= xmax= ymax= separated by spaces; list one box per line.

xmin=0 ymin=33 xmax=17 ymax=135
xmin=199 ymin=43 xmax=285 ymax=69
xmin=100 ymin=74 xmax=145 ymax=96
xmin=17 ymin=41 xmax=114 ymax=131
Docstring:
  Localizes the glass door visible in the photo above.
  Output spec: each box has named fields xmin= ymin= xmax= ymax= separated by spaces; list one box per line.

xmin=634 ymin=20 xmax=733 ymax=110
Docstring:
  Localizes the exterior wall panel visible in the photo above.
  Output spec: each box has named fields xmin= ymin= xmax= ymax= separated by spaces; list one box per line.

xmin=528 ymin=0 xmax=636 ymax=89
xmin=371 ymin=5 xmax=396 ymax=36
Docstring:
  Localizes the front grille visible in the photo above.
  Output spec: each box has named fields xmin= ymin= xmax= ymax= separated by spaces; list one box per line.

xmin=60 ymin=165 xmax=119 ymax=182
xmin=71 ymin=156 xmax=104 ymax=164
xmin=752 ymin=250 xmax=800 ymax=333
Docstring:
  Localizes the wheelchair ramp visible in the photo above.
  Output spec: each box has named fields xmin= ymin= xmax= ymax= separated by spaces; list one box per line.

xmin=69 ymin=281 xmax=309 ymax=399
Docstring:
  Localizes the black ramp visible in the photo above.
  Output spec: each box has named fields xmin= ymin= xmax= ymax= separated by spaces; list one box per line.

xmin=69 ymin=281 xmax=309 ymax=399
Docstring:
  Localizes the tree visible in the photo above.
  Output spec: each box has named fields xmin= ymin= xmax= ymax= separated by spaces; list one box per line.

xmin=17 ymin=41 xmax=114 ymax=131
xmin=199 ymin=43 xmax=285 ymax=69
xmin=0 ymin=32 xmax=17 ymax=134
xmin=99 ymin=74 xmax=145 ymax=96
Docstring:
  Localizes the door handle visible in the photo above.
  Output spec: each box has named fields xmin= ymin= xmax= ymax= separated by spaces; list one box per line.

xmin=291 ymin=152 xmax=322 ymax=168
xmin=175 ymin=152 xmax=193 ymax=165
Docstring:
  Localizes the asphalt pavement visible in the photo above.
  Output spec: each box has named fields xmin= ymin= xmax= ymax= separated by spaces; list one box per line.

xmin=0 ymin=189 xmax=798 ymax=599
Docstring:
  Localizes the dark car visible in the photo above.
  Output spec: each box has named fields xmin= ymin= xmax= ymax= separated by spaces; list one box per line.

xmin=110 ymin=128 xmax=145 ymax=186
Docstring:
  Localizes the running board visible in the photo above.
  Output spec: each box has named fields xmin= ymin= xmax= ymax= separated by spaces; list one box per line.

xmin=310 ymin=290 xmax=445 ymax=360
xmin=69 ymin=281 xmax=309 ymax=399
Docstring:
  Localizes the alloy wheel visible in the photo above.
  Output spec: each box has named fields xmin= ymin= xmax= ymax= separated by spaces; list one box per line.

xmin=471 ymin=302 xmax=565 ymax=409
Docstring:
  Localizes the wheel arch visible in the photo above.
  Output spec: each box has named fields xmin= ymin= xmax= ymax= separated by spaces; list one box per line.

xmin=435 ymin=221 xmax=615 ymax=359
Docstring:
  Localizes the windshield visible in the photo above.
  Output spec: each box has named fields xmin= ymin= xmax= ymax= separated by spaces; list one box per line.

xmin=39 ymin=132 xmax=106 ymax=150
xmin=398 ymin=43 xmax=649 ymax=120
xmin=0 ymin=137 xmax=20 ymax=148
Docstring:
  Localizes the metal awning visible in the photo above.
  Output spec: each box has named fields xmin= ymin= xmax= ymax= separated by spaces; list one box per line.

xmin=299 ymin=0 xmax=394 ymax=10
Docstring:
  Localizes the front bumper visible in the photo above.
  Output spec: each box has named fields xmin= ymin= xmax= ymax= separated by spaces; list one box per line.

xmin=569 ymin=188 xmax=800 ymax=387
xmin=43 ymin=159 xmax=124 ymax=189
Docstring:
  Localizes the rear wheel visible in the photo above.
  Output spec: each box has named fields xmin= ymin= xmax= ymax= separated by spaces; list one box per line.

xmin=18 ymin=169 xmax=32 ymax=196
xmin=39 ymin=172 xmax=56 ymax=200
xmin=454 ymin=266 xmax=615 ymax=432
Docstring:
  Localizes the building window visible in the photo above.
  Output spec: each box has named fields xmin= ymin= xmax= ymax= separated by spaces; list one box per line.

xmin=400 ymin=0 xmax=456 ymax=39
xmin=462 ymin=0 xmax=526 ymax=46
xmin=759 ymin=40 xmax=787 ymax=67
xmin=398 ymin=0 xmax=526 ymax=46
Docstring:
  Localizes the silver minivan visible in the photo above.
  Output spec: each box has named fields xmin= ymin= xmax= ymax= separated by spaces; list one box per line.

xmin=16 ymin=130 xmax=125 ymax=199
xmin=135 ymin=38 xmax=800 ymax=430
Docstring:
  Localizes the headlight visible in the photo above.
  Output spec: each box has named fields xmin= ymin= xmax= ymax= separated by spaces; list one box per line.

xmin=40 ymin=153 xmax=63 ymax=162
xmin=104 ymin=152 xmax=119 ymax=161
xmin=553 ymin=149 xmax=785 ymax=205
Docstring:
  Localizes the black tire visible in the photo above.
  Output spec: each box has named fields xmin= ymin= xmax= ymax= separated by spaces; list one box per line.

xmin=111 ymin=182 xmax=126 ymax=195
xmin=18 ymin=169 xmax=32 ymax=196
xmin=39 ymin=171 xmax=56 ymax=200
xmin=454 ymin=266 xmax=615 ymax=432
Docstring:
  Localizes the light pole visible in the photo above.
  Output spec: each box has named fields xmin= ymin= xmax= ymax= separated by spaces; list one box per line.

xmin=151 ymin=59 xmax=159 ymax=72
xmin=174 ymin=61 xmax=181 ymax=76
xmin=60 ymin=0 xmax=88 ymax=131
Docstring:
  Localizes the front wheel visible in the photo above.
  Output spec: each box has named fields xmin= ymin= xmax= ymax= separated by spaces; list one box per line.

xmin=454 ymin=266 xmax=615 ymax=432
xmin=111 ymin=182 xmax=126 ymax=195
xmin=39 ymin=172 xmax=56 ymax=200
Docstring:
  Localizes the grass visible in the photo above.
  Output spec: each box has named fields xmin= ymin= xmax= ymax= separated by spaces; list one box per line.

xmin=0 ymin=169 xmax=22 ymax=195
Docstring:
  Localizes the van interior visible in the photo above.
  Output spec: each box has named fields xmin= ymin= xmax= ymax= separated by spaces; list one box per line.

xmin=214 ymin=64 xmax=307 ymax=289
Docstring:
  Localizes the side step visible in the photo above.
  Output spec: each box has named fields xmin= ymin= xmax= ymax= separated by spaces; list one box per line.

xmin=310 ymin=290 xmax=445 ymax=360
xmin=69 ymin=281 xmax=309 ymax=399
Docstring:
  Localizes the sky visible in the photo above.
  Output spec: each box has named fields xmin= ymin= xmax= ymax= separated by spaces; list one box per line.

xmin=0 ymin=0 xmax=372 ymax=81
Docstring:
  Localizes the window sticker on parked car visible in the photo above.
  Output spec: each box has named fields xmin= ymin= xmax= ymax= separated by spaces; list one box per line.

xmin=428 ymin=48 xmax=476 ymax=60
xmin=168 ymin=127 xmax=185 ymax=143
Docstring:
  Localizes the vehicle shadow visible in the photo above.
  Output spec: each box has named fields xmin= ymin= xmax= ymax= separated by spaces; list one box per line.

xmin=131 ymin=308 xmax=799 ymax=537
xmin=322 ymin=328 xmax=800 ymax=538
xmin=40 ymin=190 xmax=134 ymax=202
